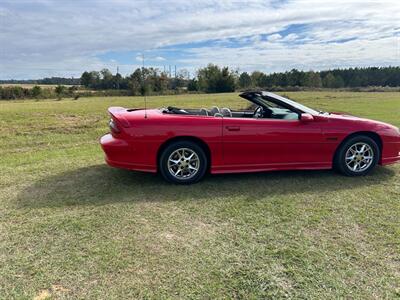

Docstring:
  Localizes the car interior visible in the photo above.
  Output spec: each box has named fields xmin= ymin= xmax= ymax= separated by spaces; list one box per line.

xmin=163 ymin=105 xmax=299 ymax=120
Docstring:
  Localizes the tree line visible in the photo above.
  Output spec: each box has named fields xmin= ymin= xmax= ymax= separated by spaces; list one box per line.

xmin=0 ymin=84 xmax=132 ymax=100
xmin=81 ymin=64 xmax=400 ymax=95
xmin=1 ymin=65 xmax=400 ymax=100
xmin=0 ymin=85 xmax=80 ymax=100
xmin=80 ymin=68 xmax=189 ymax=95
xmin=203 ymin=65 xmax=400 ymax=91
xmin=79 ymin=65 xmax=400 ymax=94
xmin=0 ymin=77 xmax=80 ymax=85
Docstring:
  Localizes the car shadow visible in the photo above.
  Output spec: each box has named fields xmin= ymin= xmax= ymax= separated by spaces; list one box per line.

xmin=16 ymin=164 xmax=396 ymax=209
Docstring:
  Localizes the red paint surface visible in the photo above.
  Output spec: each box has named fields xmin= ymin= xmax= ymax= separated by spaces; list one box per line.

xmin=100 ymin=107 xmax=400 ymax=174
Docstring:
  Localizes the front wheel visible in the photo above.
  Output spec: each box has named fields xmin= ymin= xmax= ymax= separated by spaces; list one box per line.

xmin=334 ymin=135 xmax=380 ymax=176
xmin=159 ymin=141 xmax=207 ymax=184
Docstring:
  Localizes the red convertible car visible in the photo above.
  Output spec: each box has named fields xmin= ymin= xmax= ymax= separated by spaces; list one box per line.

xmin=100 ymin=91 xmax=400 ymax=184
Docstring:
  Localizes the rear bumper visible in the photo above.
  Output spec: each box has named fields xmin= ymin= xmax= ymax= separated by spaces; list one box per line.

xmin=100 ymin=134 xmax=156 ymax=173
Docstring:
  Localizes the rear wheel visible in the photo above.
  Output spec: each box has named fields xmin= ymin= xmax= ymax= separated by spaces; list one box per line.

xmin=159 ymin=141 xmax=207 ymax=184
xmin=334 ymin=135 xmax=379 ymax=176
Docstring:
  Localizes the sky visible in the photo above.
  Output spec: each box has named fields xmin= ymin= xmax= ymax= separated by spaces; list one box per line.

xmin=0 ymin=0 xmax=399 ymax=79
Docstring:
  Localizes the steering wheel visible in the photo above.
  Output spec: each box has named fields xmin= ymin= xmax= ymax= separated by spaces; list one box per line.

xmin=253 ymin=106 xmax=264 ymax=118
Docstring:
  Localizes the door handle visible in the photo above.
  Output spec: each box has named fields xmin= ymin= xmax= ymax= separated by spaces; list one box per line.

xmin=226 ymin=126 xmax=240 ymax=131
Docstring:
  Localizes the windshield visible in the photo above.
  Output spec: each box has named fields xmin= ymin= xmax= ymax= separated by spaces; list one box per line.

xmin=260 ymin=92 xmax=319 ymax=115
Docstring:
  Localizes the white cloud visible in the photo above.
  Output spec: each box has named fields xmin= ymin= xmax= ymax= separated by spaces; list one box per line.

xmin=0 ymin=0 xmax=399 ymax=79
xmin=179 ymin=35 xmax=399 ymax=74
xmin=281 ymin=33 xmax=298 ymax=42
xmin=154 ymin=56 xmax=166 ymax=61
xmin=267 ymin=34 xmax=282 ymax=42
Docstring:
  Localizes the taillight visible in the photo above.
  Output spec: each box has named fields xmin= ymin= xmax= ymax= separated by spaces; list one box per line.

xmin=109 ymin=118 xmax=120 ymax=134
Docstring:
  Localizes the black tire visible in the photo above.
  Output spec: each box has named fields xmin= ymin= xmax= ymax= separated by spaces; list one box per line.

xmin=159 ymin=141 xmax=207 ymax=184
xmin=334 ymin=135 xmax=380 ymax=176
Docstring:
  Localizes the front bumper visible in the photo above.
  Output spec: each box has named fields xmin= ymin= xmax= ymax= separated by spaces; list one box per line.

xmin=381 ymin=141 xmax=400 ymax=166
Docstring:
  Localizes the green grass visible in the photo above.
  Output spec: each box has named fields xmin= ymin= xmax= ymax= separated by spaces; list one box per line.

xmin=1 ymin=92 xmax=399 ymax=299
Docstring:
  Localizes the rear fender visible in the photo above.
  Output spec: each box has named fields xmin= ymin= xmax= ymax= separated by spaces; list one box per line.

xmin=108 ymin=107 xmax=130 ymax=128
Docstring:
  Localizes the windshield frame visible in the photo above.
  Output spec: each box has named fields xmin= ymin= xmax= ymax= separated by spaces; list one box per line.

xmin=260 ymin=92 xmax=319 ymax=115
xmin=240 ymin=91 xmax=320 ymax=116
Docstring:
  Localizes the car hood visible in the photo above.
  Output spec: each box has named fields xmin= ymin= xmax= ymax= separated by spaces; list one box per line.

xmin=328 ymin=111 xmax=365 ymax=120
xmin=326 ymin=112 xmax=397 ymax=130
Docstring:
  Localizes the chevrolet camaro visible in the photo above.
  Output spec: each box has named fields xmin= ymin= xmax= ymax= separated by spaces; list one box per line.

xmin=100 ymin=91 xmax=400 ymax=184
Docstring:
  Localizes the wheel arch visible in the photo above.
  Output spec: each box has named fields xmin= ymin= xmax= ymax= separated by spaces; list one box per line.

xmin=333 ymin=131 xmax=383 ymax=164
xmin=156 ymin=136 xmax=211 ymax=172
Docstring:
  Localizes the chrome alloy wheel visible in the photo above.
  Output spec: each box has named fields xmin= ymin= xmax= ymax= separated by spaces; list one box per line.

xmin=168 ymin=148 xmax=200 ymax=179
xmin=345 ymin=142 xmax=374 ymax=172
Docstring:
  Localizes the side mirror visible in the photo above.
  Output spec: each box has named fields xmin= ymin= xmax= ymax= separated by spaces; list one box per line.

xmin=300 ymin=113 xmax=314 ymax=122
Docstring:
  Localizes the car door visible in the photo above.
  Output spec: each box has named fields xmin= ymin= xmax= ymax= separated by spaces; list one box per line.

xmin=222 ymin=116 xmax=327 ymax=170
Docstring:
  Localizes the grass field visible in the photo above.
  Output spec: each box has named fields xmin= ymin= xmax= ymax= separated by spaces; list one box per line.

xmin=1 ymin=92 xmax=399 ymax=299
